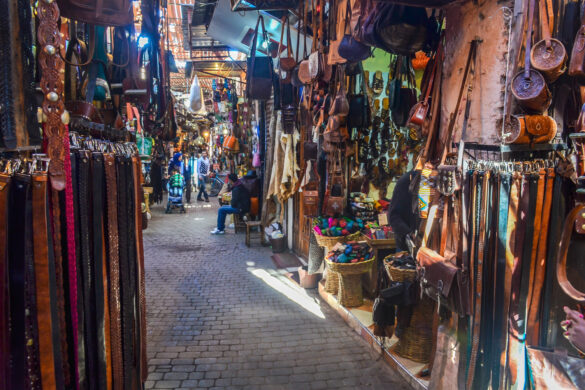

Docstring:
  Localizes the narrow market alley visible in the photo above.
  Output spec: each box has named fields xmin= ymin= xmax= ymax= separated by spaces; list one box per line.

xmin=143 ymin=202 xmax=410 ymax=390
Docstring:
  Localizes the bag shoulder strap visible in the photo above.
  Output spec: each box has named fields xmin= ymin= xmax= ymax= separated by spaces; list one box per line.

xmin=422 ymin=204 xmax=439 ymax=248
xmin=556 ymin=204 xmax=585 ymax=302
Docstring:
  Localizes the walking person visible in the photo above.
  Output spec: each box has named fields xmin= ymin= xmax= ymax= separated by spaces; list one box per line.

xmin=197 ymin=150 xmax=210 ymax=202
xmin=211 ymin=173 xmax=250 ymax=235
xmin=183 ymin=153 xmax=193 ymax=203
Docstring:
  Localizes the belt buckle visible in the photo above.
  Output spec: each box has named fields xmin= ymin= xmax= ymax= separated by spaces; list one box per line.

xmin=32 ymin=154 xmax=50 ymax=173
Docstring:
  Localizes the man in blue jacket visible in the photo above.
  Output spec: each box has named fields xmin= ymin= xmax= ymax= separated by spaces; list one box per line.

xmin=211 ymin=173 xmax=250 ymax=235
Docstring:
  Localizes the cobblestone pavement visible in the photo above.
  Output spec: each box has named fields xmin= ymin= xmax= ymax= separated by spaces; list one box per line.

xmin=144 ymin=199 xmax=410 ymax=390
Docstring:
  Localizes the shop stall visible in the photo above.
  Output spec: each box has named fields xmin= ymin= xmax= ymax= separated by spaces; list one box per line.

xmin=240 ymin=0 xmax=585 ymax=388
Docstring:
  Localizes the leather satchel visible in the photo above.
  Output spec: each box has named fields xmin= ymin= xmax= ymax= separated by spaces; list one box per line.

xmin=526 ymin=346 xmax=585 ymax=389
xmin=246 ymin=16 xmax=274 ymax=101
xmin=502 ymin=114 xmax=557 ymax=144
xmin=278 ymin=16 xmax=297 ymax=74
xmin=338 ymin=0 xmax=371 ymax=62
xmin=57 ymin=0 xmax=133 ymax=26
xmin=389 ymin=57 xmax=418 ymax=127
xmin=417 ymin=203 xmax=470 ymax=316
xmin=511 ymin=0 xmax=551 ymax=112
xmin=569 ymin=2 xmax=585 ymax=78
xmin=530 ymin=0 xmax=567 ymax=83
xmin=329 ymin=68 xmax=350 ymax=117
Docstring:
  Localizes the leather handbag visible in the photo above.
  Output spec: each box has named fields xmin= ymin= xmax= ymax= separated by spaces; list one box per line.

xmin=303 ymin=165 xmax=321 ymax=217
xmin=57 ymin=0 xmax=133 ymax=26
xmin=526 ymin=346 xmax=585 ymax=389
xmin=556 ymin=204 xmax=585 ymax=302
xmin=303 ymin=141 xmax=319 ymax=160
xmin=389 ymin=57 xmax=418 ymax=127
xmin=324 ymin=150 xmax=345 ymax=216
xmin=329 ymin=68 xmax=350 ymax=117
xmin=246 ymin=16 xmax=274 ymax=101
xmin=530 ymin=0 xmax=567 ymax=83
xmin=511 ymin=0 xmax=552 ymax=112
xmin=338 ymin=0 xmax=371 ymax=63
xmin=569 ymin=2 xmax=585 ymax=78
xmin=407 ymin=41 xmax=442 ymax=131
xmin=348 ymin=68 xmax=370 ymax=130
xmin=278 ymin=16 xmax=297 ymax=73
xmin=502 ymin=114 xmax=557 ymax=144
xmin=416 ymin=203 xmax=470 ymax=317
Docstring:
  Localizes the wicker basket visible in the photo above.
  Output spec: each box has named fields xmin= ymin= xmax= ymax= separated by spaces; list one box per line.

xmin=383 ymin=253 xmax=417 ymax=283
xmin=314 ymin=230 xmax=362 ymax=251
xmin=394 ymin=296 xmax=434 ymax=363
xmin=324 ymin=266 xmax=339 ymax=294
xmin=327 ymin=258 xmax=375 ymax=307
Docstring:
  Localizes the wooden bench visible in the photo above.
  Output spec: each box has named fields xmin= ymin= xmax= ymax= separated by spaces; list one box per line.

xmin=245 ymin=221 xmax=266 ymax=247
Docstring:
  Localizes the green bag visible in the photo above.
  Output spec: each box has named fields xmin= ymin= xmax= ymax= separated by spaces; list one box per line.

xmin=136 ymin=133 xmax=153 ymax=156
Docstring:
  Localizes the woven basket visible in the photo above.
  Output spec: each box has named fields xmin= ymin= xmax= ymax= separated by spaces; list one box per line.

xmin=394 ymin=296 xmax=434 ymax=363
xmin=314 ymin=230 xmax=362 ymax=251
xmin=383 ymin=254 xmax=416 ymax=283
xmin=327 ymin=258 xmax=374 ymax=307
xmin=324 ymin=266 xmax=339 ymax=294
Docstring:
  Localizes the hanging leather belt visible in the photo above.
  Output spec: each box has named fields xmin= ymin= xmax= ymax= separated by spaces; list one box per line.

xmin=526 ymin=168 xmax=555 ymax=346
xmin=0 ymin=172 xmax=10 ymax=390
xmin=467 ymin=170 xmax=484 ymax=389
xmin=496 ymin=172 xmax=520 ymax=389
xmin=508 ymin=173 xmax=538 ymax=388
xmin=71 ymin=150 xmax=87 ymax=390
xmin=0 ymin=0 xmax=16 ymax=148
xmin=491 ymin=172 xmax=510 ymax=387
xmin=32 ymin=172 xmax=57 ymax=390
xmin=77 ymin=149 xmax=98 ymax=389
xmin=91 ymin=152 xmax=110 ymax=390
xmin=8 ymin=175 xmax=31 ymax=389
xmin=104 ymin=152 xmax=123 ymax=390
xmin=116 ymin=155 xmax=135 ymax=390
xmin=50 ymin=186 xmax=70 ymax=386
xmin=132 ymin=155 xmax=148 ymax=383
xmin=540 ymin=174 xmax=564 ymax=346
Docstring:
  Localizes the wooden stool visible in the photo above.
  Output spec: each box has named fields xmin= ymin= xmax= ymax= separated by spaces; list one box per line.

xmin=245 ymin=221 xmax=265 ymax=247
xmin=233 ymin=213 xmax=247 ymax=234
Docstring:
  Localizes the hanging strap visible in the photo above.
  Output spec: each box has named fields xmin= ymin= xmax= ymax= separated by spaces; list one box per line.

xmin=524 ymin=0 xmax=536 ymax=78
xmin=440 ymin=40 xmax=478 ymax=165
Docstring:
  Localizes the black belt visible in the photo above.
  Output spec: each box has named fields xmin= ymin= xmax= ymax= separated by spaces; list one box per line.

xmin=0 ymin=0 xmax=16 ymax=148
xmin=8 ymin=175 xmax=31 ymax=389
xmin=117 ymin=156 xmax=135 ymax=389
xmin=77 ymin=150 xmax=97 ymax=389
xmin=71 ymin=150 xmax=87 ymax=390
xmin=0 ymin=173 xmax=11 ymax=390
xmin=92 ymin=152 xmax=108 ymax=390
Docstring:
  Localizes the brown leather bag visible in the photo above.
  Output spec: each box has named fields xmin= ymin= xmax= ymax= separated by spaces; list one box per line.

xmin=329 ymin=68 xmax=350 ymax=117
xmin=324 ymin=150 xmax=345 ymax=216
xmin=57 ymin=0 xmax=134 ymax=27
xmin=302 ymin=165 xmax=321 ymax=217
xmin=278 ymin=16 xmax=297 ymax=80
xmin=526 ymin=346 xmax=585 ymax=389
xmin=511 ymin=0 xmax=552 ymax=112
xmin=407 ymin=41 xmax=441 ymax=131
xmin=569 ymin=2 xmax=585 ymax=78
xmin=556 ymin=204 xmax=585 ymax=302
xmin=502 ymin=114 xmax=557 ymax=144
xmin=530 ymin=0 xmax=567 ymax=83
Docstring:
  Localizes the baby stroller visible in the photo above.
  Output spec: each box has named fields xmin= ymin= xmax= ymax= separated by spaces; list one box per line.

xmin=166 ymin=179 xmax=186 ymax=214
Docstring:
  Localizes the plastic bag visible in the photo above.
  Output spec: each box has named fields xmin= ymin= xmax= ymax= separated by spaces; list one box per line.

xmin=188 ymin=75 xmax=202 ymax=112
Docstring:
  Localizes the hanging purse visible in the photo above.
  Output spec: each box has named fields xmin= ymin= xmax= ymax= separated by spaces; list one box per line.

xmin=278 ymin=16 xmax=297 ymax=75
xmin=511 ymin=0 xmax=552 ymax=113
xmin=389 ymin=57 xmax=418 ymax=127
xmin=338 ymin=0 xmax=371 ymax=63
xmin=348 ymin=64 xmax=370 ymax=130
xmin=417 ymin=203 xmax=470 ymax=317
xmin=303 ymin=164 xmax=321 ymax=217
xmin=502 ymin=114 xmax=557 ymax=144
xmin=246 ymin=16 xmax=274 ymax=101
xmin=569 ymin=2 xmax=585 ymax=78
xmin=57 ymin=0 xmax=133 ymax=26
xmin=324 ymin=150 xmax=345 ymax=216
xmin=329 ymin=68 xmax=350 ymax=117
xmin=407 ymin=40 xmax=442 ymax=131
xmin=530 ymin=0 xmax=567 ymax=83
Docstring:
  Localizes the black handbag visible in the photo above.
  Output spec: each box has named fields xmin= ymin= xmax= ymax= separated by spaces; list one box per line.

xmin=389 ymin=57 xmax=418 ymax=127
xmin=246 ymin=16 xmax=274 ymax=101
xmin=348 ymin=64 xmax=370 ymax=130
xmin=371 ymin=4 xmax=429 ymax=56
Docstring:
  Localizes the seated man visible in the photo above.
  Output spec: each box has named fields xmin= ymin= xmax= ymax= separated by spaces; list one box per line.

xmin=211 ymin=173 xmax=250 ymax=235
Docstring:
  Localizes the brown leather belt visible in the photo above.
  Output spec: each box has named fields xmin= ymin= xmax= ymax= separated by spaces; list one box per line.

xmin=0 ymin=172 xmax=10 ymax=390
xmin=50 ymin=187 xmax=70 ymax=386
xmin=32 ymin=171 xmax=57 ymax=390
xmin=104 ymin=152 xmax=124 ymax=390
xmin=525 ymin=168 xmax=550 ymax=346
xmin=132 ymin=155 xmax=148 ymax=383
